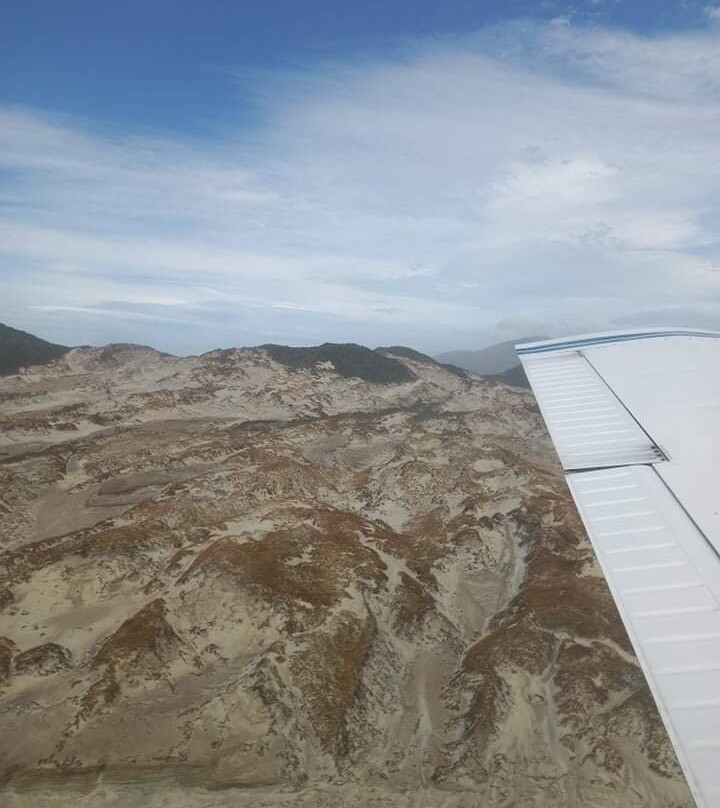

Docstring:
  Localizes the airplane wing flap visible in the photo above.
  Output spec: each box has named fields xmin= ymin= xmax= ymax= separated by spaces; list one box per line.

xmin=568 ymin=464 xmax=720 ymax=808
xmin=522 ymin=351 xmax=663 ymax=470
xmin=518 ymin=330 xmax=720 ymax=808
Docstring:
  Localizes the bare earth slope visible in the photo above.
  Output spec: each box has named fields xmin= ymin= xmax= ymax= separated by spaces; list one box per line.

xmin=0 ymin=345 xmax=692 ymax=807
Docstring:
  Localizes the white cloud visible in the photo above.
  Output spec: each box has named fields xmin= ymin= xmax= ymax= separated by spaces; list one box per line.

xmin=706 ymin=5 xmax=720 ymax=21
xmin=2 ymin=18 xmax=720 ymax=352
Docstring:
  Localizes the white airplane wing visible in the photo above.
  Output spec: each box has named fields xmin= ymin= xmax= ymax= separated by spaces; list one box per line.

xmin=517 ymin=329 xmax=720 ymax=808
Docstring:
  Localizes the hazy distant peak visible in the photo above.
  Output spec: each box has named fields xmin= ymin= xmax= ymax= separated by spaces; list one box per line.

xmin=435 ymin=336 xmax=547 ymax=376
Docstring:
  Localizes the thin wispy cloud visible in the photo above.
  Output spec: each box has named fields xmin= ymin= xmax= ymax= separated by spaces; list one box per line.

xmin=1 ymin=18 xmax=720 ymax=352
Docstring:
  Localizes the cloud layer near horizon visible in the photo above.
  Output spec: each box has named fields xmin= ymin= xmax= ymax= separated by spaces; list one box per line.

xmin=2 ymin=18 xmax=720 ymax=353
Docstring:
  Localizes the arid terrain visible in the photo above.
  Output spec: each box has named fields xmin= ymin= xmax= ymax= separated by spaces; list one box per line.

xmin=0 ymin=343 xmax=693 ymax=807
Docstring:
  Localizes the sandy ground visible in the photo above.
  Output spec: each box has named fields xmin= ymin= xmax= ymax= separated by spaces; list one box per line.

xmin=0 ymin=346 xmax=694 ymax=807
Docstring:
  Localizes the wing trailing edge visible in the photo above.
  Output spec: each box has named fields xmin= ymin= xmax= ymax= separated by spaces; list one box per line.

xmin=518 ymin=328 xmax=720 ymax=808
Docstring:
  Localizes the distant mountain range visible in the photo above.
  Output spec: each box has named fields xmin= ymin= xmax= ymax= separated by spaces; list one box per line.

xmin=0 ymin=322 xmax=70 ymax=376
xmin=435 ymin=336 xmax=546 ymax=388
xmin=0 ymin=321 xmax=533 ymax=388
xmin=435 ymin=337 xmax=545 ymax=375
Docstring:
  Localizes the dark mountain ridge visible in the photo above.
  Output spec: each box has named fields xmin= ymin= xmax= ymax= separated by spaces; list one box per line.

xmin=0 ymin=323 xmax=70 ymax=376
xmin=483 ymin=364 xmax=530 ymax=389
xmin=375 ymin=346 xmax=468 ymax=378
xmin=0 ymin=321 xmax=525 ymax=388
xmin=261 ymin=342 xmax=416 ymax=384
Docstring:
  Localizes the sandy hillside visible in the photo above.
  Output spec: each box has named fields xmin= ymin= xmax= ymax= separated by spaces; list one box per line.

xmin=0 ymin=344 xmax=693 ymax=807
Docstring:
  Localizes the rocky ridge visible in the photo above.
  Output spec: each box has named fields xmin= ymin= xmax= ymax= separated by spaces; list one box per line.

xmin=0 ymin=343 xmax=692 ymax=807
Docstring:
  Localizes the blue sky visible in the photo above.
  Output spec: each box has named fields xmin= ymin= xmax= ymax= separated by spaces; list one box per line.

xmin=4 ymin=0 xmax=706 ymax=130
xmin=2 ymin=1 xmax=720 ymax=353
